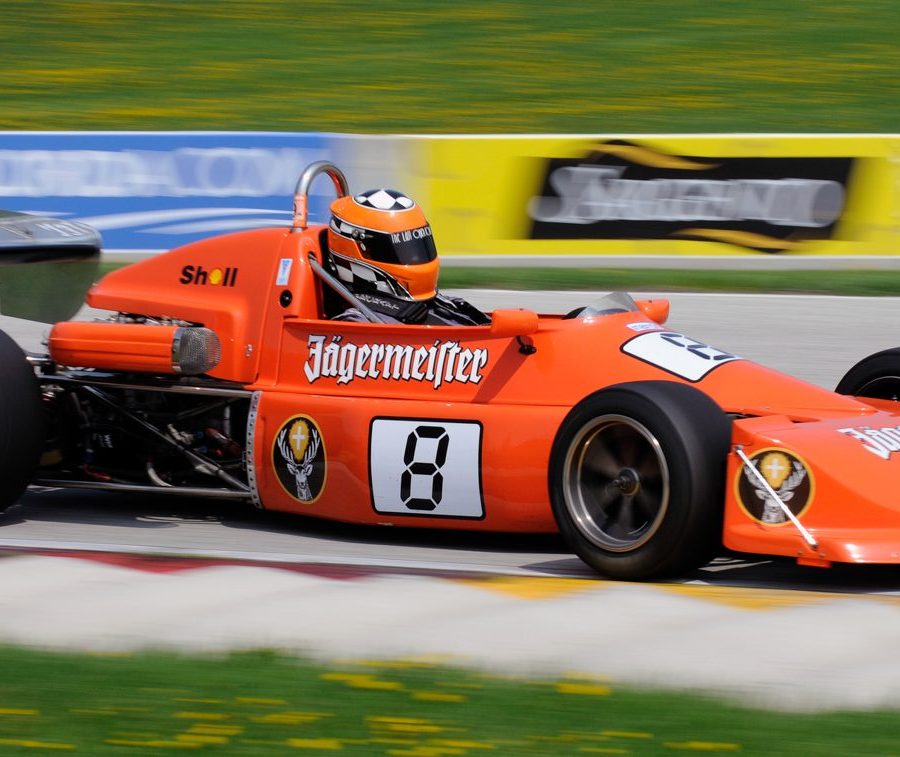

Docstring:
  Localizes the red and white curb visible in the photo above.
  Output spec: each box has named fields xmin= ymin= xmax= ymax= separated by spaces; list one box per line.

xmin=2 ymin=550 xmax=900 ymax=712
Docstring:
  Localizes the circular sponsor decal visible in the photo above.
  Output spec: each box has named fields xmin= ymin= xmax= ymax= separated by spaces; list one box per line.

xmin=272 ymin=415 xmax=326 ymax=503
xmin=735 ymin=448 xmax=814 ymax=525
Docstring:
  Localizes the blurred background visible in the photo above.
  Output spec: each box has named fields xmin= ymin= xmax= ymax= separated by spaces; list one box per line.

xmin=1 ymin=0 xmax=897 ymax=133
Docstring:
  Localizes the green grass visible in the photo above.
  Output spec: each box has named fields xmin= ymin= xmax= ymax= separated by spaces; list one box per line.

xmin=0 ymin=0 xmax=897 ymax=133
xmin=0 ymin=646 xmax=898 ymax=755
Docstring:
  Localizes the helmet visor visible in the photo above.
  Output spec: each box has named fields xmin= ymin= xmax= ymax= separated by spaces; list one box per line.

xmin=332 ymin=218 xmax=437 ymax=265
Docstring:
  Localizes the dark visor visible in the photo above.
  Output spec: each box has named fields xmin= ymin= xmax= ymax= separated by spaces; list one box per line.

xmin=333 ymin=218 xmax=437 ymax=265
xmin=360 ymin=225 xmax=436 ymax=264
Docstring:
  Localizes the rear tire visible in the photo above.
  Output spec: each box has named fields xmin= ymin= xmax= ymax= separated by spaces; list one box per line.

xmin=549 ymin=381 xmax=731 ymax=580
xmin=0 ymin=331 xmax=43 ymax=512
xmin=836 ymin=348 xmax=900 ymax=400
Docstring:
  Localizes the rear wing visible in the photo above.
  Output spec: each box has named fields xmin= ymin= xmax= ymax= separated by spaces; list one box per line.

xmin=0 ymin=211 xmax=101 ymax=322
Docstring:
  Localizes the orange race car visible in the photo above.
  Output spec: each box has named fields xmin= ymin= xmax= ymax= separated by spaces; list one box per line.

xmin=2 ymin=161 xmax=900 ymax=581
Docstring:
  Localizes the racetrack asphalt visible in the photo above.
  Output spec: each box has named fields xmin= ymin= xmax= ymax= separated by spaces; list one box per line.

xmin=2 ymin=291 xmax=900 ymax=710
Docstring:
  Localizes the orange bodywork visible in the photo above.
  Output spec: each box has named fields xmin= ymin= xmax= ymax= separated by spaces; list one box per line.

xmin=54 ymin=224 xmax=900 ymax=564
xmin=50 ymin=322 xmax=184 ymax=374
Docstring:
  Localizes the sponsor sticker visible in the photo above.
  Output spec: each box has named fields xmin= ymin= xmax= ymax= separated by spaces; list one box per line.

xmin=621 ymin=331 xmax=740 ymax=381
xmin=369 ymin=418 xmax=484 ymax=518
xmin=528 ymin=141 xmax=853 ymax=253
xmin=837 ymin=424 xmax=900 ymax=460
xmin=625 ymin=321 xmax=660 ymax=332
xmin=272 ymin=415 xmax=326 ymax=503
xmin=735 ymin=448 xmax=814 ymax=525
xmin=0 ymin=223 xmax=31 ymax=239
xmin=304 ymin=335 xmax=489 ymax=390
xmin=276 ymin=257 xmax=293 ymax=286
xmin=356 ymin=292 xmax=401 ymax=312
xmin=34 ymin=220 xmax=92 ymax=238
xmin=179 ymin=264 xmax=238 ymax=287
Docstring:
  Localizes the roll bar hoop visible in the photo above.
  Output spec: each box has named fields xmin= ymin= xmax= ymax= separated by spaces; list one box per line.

xmin=291 ymin=161 xmax=350 ymax=231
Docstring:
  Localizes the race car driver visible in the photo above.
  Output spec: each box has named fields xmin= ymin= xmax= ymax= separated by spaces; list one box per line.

xmin=323 ymin=188 xmax=489 ymax=326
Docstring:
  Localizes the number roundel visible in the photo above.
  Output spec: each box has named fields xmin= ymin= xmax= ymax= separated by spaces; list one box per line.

xmin=621 ymin=331 xmax=741 ymax=382
xmin=400 ymin=425 xmax=449 ymax=511
xmin=369 ymin=418 xmax=484 ymax=519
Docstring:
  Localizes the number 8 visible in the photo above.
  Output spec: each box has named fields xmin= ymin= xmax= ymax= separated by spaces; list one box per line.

xmin=400 ymin=425 xmax=449 ymax=511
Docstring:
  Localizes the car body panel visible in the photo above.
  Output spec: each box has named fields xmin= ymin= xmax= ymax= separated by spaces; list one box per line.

xmin=724 ymin=410 xmax=900 ymax=564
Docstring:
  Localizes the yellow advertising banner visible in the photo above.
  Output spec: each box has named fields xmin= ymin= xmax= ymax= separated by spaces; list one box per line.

xmin=409 ymin=135 xmax=900 ymax=257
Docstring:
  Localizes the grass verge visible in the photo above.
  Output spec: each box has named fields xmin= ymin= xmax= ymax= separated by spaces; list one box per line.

xmin=0 ymin=0 xmax=897 ymax=133
xmin=1 ymin=646 xmax=899 ymax=755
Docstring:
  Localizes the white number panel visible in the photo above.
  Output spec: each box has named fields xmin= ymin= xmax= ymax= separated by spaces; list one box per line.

xmin=369 ymin=418 xmax=484 ymax=518
xmin=621 ymin=331 xmax=741 ymax=382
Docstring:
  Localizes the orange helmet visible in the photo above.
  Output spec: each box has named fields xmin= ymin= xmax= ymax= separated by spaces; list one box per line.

xmin=327 ymin=189 xmax=439 ymax=301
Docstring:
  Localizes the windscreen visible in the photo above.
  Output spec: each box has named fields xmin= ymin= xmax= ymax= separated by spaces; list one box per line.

xmin=575 ymin=291 xmax=640 ymax=317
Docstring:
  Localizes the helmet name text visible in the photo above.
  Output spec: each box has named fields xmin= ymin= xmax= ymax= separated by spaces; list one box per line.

xmin=838 ymin=425 xmax=900 ymax=460
xmin=391 ymin=225 xmax=433 ymax=244
xmin=304 ymin=335 xmax=488 ymax=390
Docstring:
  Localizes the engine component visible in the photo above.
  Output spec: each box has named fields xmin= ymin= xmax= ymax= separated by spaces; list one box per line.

xmin=48 ymin=322 xmax=221 ymax=375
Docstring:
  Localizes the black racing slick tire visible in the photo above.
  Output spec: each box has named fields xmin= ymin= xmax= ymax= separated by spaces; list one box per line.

xmin=549 ymin=381 xmax=731 ymax=581
xmin=835 ymin=348 xmax=900 ymax=401
xmin=0 ymin=330 xmax=43 ymax=513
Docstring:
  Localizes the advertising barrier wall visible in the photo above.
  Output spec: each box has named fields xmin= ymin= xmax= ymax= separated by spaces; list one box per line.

xmin=416 ymin=134 xmax=900 ymax=258
xmin=0 ymin=132 xmax=346 ymax=254
xmin=0 ymin=132 xmax=898 ymax=258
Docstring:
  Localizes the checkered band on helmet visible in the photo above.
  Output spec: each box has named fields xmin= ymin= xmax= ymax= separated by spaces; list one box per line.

xmin=329 ymin=252 xmax=411 ymax=299
xmin=353 ymin=189 xmax=416 ymax=212
xmin=328 ymin=189 xmax=439 ymax=301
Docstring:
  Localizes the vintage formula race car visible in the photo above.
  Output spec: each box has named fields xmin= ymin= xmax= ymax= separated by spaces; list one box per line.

xmin=2 ymin=161 xmax=900 ymax=580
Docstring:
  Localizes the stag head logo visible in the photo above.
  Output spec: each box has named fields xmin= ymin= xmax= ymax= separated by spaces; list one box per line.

xmin=274 ymin=416 xmax=325 ymax=503
xmin=737 ymin=448 xmax=813 ymax=525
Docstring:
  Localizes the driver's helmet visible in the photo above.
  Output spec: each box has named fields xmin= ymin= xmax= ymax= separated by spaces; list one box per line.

xmin=327 ymin=189 xmax=439 ymax=301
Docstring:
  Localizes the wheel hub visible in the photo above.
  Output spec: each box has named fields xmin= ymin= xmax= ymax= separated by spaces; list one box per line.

xmin=562 ymin=414 xmax=670 ymax=553
xmin=611 ymin=467 xmax=640 ymax=496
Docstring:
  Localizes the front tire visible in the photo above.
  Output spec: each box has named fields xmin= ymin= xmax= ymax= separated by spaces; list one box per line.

xmin=0 ymin=330 xmax=43 ymax=512
xmin=549 ymin=381 xmax=731 ymax=580
xmin=836 ymin=348 xmax=900 ymax=400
